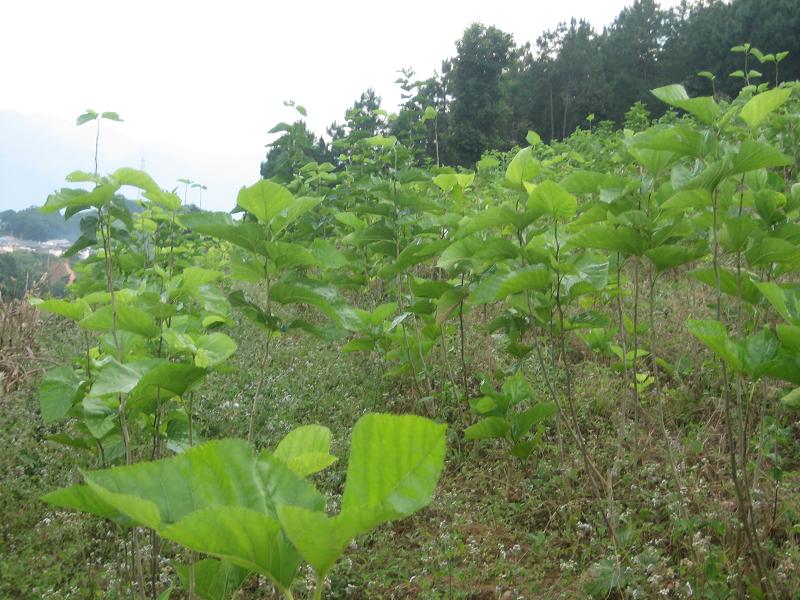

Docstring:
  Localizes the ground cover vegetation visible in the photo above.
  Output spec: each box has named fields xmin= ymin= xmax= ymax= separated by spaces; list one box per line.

xmin=2 ymin=1 xmax=800 ymax=598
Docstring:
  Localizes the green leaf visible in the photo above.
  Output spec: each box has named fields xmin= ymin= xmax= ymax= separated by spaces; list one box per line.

xmin=689 ymin=268 xmax=761 ymax=305
xmin=41 ymin=484 xmax=127 ymax=524
xmin=180 ymin=267 xmax=222 ymax=290
xmin=436 ymin=237 xmax=481 ymax=271
xmin=162 ymin=507 xmax=297 ymax=590
xmin=90 ymin=358 xmax=148 ymax=396
xmin=277 ymin=414 xmax=446 ymax=577
xmin=757 ymin=282 xmax=800 ymax=325
xmin=275 ymin=506 xmax=359 ymax=576
xmin=270 ymin=280 xmax=358 ymax=330
xmin=781 ymin=387 xmax=800 ymax=411
xmin=273 ymin=425 xmax=337 ymax=477
xmin=39 ymin=367 xmax=83 ymax=423
xmin=334 ymin=212 xmax=366 ymax=230
xmin=112 ymin=168 xmax=159 ymax=193
xmin=739 ymin=87 xmax=792 ymax=128
xmin=456 ymin=206 xmax=517 ymax=237
xmin=528 ymin=180 xmax=577 ymax=221
xmin=495 ymin=267 xmax=551 ymax=298
xmin=436 ymin=288 xmax=467 ymax=325
xmin=777 ymin=324 xmax=800 ymax=353
xmin=743 ymin=328 xmax=779 ymax=379
xmin=127 ymin=363 xmax=207 ymax=414
xmin=380 ymin=240 xmax=451 ymax=277
xmin=513 ymin=403 xmax=557 ymax=437
xmin=80 ymin=304 xmax=159 ymax=338
xmin=568 ymin=223 xmax=647 ymax=256
xmin=236 ymin=181 xmax=294 ymax=225
xmin=41 ymin=185 xmax=117 ymax=214
xmin=341 ymin=414 xmax=446 ymax=526
xmin=411 ymin=278 xmax=453 ymax=300
xmin=731 ymin=141 xmax=790 ymax=174
xmin=78 ymin=439 xmax=324 ymax=527
xmin=505 ymin=147 xmax=540 ymax=191
xmin=270 ymin=196 xmax=321 ymax=235
xmin=686 ymin=319 xmax=743 ymax=372
xmin=645 ymin=245 xmax=702 ymax=272
xmin=746 ymin=236 xmax=798 ymax=267
xmin=36 ymin=298 xmax=90 ymax=321
xmin=181 ymin=213 xmax=266 ymax=254
xmin=175 ymin=559 xmax=249 ymax=600
xmin=651 ymin=85 xmax=720 ymax=125
xmin=363 ymin=135 xmax=397 ymax=148
xmin=195 ymin=333 xmax=237 ymax=368
xmin=76 ymin=110 xmax=98 ymax=126
xmin=464 ymin=417 xmax=511 ymax=440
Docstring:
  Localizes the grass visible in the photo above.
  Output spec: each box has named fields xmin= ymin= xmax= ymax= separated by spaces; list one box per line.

xmin=2 ymin=275 xmax=800 ymax=598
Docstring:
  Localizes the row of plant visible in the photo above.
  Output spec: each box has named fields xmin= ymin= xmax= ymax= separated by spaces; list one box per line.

xmin=34 ymin=47 xmax=800 ymax=598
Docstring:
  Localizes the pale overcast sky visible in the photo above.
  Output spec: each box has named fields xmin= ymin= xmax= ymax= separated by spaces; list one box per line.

xmin=1 ymin=0 xmax=684 ymax=211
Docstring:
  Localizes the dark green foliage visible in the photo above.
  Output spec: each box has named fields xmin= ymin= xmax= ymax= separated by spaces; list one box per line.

xmin=261 ymin=0 xmax=800 ymax=172
xmin=445 ymin=23 xmax=517 ymax=165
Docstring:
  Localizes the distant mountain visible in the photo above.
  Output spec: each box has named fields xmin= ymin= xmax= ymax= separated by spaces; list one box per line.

xmin=0 ymin=110 xmax=258 ymax=212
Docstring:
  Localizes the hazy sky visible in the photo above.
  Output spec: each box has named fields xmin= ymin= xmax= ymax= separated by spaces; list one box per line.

xmin=1 ymin=0 xmax=684 ymax=211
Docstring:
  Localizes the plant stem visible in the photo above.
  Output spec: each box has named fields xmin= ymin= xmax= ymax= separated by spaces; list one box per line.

xmin=711 ymin=190 xmax=774 ymax=597
xmin=312 ymin=573 xmax=325 ymax=600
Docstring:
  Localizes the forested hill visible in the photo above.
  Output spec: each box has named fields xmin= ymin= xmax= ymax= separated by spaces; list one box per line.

xmin=262 ymin=0 xmax=800 ymax=177
xmin=0 ymin=207 xmax=81 ymax=242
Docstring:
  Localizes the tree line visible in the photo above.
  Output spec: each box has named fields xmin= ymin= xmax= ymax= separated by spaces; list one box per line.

xmin=261 ymin=0 xmax=799 ymax=177
xmin=0 ymin=208 xmax=81 ymax=242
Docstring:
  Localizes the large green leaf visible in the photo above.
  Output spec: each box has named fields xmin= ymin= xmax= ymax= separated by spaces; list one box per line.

xmin=651 ymin=85 xmax=720 ymax=125
xmin=181 ymin=213 xmax=266 ymax=254
xmin=41 ymin=185 xmax=117 ymax=213
xmin=236 ymin=180 xmax=294 ymax=225
xmin=36 ymin=298 xmax=91 ymax=321
xmin=127 ymin=363 xmax=207 ymax=414
xmin=341 ymin=414 xmax=446 ymax=523
xmin=630 ymin=125 xmax=707 ymax=160
xmin=162 ymin=507 xmax=297 ymax=591
xmin=89 ymin=359 xmax=151 ymax=396
xmin=436 ymin=288 xmax=467 ymax=325
xmin=41 ymin=484 xmax=128 ymax=525
xmin=739 ymin=87 xmax=792 ymax=129
xmin=688 ymin=268 xmax=761 ymax=305
xmin=730 ymin=141 xmax=790 ymax=174
xmin=194 ymin=333 xmax=238 ymax=368
xmin=528 ymin=180 xmax=577 ymax=221
xmin=568 ymin=223 xmax=647 ymax=256
xmin=80 ymin=304 xmax=159 ymax=338
xmin=686 ymin=319 xmax=743 ymax=372
xmin=39 ymin=367 xmax=84 ymax=423
xmin=645 ymin=245 xmax=703 ymax=272
xmin=79 ymin=440 xmax=324 ymax=528
xmin=746 ymin=236 xmax=798 ymax=267
xmin=661 ymin=189 xmax=711 ymax=211
xmin=175 ymin=559 xmax=249 ymax=600
xmin=505 ymin=147 xmax=540 ymax=191
xmin=277 ymin=414 xmax=446 ymax=577
xmin=757 ymin=282 xmax=800 ymax=325
xmin=456 ymin=207 xmax=517 ymax=237
xmin=495 ymin=267 xmax=551 ymax=298
xmin=270 ymin=196 xmax=322 ymax=235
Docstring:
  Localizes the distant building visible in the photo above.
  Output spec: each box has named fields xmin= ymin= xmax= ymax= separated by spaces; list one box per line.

xmin=0 ymin=236 xmax=72 ymax=255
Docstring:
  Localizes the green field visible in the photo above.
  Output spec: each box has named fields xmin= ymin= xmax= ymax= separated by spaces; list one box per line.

xmin=2 ymin=7 xmax=800 ymax=599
